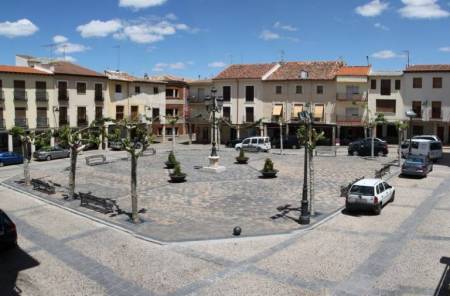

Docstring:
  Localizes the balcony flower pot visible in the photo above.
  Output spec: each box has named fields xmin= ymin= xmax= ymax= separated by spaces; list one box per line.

xmin=260 ymin=158 xmax=278 ymax=178
xmin=169 ymin=163 xmax=186 ymax=183
xmin=235 ymin=149 xmax=249 ymax=164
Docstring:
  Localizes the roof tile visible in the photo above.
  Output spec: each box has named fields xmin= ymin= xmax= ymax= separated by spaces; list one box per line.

xmin=214 ymin=63 xmax=276 ymax=80
xmin=0 ymin=65 xmax=51 ymax=75
xmin=405 ymin=64 xmax=450 ymax=73
xmin=266 ymin=61 xmax=344 ymax=80
xmin=336 ymin=66 xmax=370 ymax=76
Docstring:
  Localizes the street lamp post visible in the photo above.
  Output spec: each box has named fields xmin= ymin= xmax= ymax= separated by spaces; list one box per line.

xmin=299 ymin=111 xmax=311 ymax=225
xmin=204 ymin=87 xmax=225 ymax=171
xmin=405 ymin=110 xmax=417 ymax=155
xmin=279 ymin=119 xmax=284 ymax=155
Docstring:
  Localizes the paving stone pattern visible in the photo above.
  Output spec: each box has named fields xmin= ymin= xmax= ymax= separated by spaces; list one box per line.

xmin=5 ymin=149 xmax=396 ymax=242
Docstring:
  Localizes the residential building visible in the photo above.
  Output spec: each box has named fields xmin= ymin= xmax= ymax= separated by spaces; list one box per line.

xmin=186 ymin=79 xmax=213 ymax=144
xmin=403 ymin=65 xmax=450 ymax=143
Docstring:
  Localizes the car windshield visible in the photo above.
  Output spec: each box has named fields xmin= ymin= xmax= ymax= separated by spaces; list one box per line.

xmin=405 ymin=157 xmax=424 ymax=165
xmin=350 ymin=185 xmax=374 ymax=196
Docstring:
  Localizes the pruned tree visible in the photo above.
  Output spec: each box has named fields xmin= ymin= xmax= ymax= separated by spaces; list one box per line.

xmin=394 ymin=120 xmax=409 ymax=165
xmin=92 ymin=117 xmax=114 ymax=150
xmin=9 ymin=126 xmax=34 ymax=186
xmin=112 ymin=120 xmax=151 ymax=223
xmin=297 ymin=125 xmax=325 ymax=215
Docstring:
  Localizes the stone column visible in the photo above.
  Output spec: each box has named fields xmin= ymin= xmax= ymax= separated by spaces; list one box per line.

xmin=285 ymin=124 xmax=289 ymax=137
xmin=264 ymin=125 xmax=268 ymax=137
xmin=8 ymin=134 xmax=13 ymax=152
xmin=332 ymin=125 xmax=336 ymax=146
xmin=336 ymin=126 xmax=341 ymax=146
xmin=50 ymin=129 xmax=55 ymax=147
xmin=162 ymin=125 xmax=166 ymax=143
xmin=259 ymin=122 xmax=264 ymax=136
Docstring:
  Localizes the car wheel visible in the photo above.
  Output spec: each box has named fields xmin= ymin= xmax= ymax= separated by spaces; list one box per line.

xmin=374 ymin=203 xmax=382 ymax=215
xmin=352 ymin=150 xmax=359 ymax=156
xmin=345 ymin=201 xmax=352 ymax=212
xmin=46 ymin=155 xmax=52 ymax=161
xmin=236 ymin=147 xmax=240 ymax=151
xmin=292 ymin=145 xmax=297 ymax=149
xmin=376 ymin=150 xmax=383 ymax=157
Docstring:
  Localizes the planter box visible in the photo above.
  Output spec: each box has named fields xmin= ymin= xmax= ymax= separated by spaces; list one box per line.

xmin=235 ymin=157 xmax=249 ymax=164
xmin=165 ymin=161 xmax=179 ymax=169
xmin=260 ymin=170 xmax=278 ymax=178
xmin=169 ymin=173 xmax=186 ymax=183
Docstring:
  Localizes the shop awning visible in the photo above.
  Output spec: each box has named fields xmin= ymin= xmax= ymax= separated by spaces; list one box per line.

xmin=292 ymin=105 xmax=303 ymax=117
xmin=272 ymin=105 xmax=283 ymax=116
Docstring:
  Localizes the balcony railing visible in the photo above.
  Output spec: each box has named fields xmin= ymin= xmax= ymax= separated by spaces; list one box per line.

xmin=14 ymin=89 xmax=27 ymax=101
xmin=36 ymin=117 xmax=49 ymax=128
xmin=58 ymin=90 xmax=69 ymax=101
xmin=0 ymin=118 xmax=5 ymax=129
xmin=95 ymin=93 xmax=104 ymax=102
xmin=77 ymin=118 xmax=88 ymax=127
xmin=15 ymin=118 xmax=28 ymax=128
xmin=336 ymin=93 xmax=367 ymax=101
xmin=36 ymin=90 xmax=48 ymax=101
xmin=59 ymin=116 xmax=69 ymax=126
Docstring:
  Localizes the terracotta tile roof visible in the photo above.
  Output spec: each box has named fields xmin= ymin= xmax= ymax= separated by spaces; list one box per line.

xmin=0 ymin=65 xmax=51 ymax=75
xmin=105 ymin=70 xmax=166 ymax=84
xmin=336 ymin=66 xmax=370 ymax=76
xmin=266 ymin=61 xmax=344 ymax=81
xmin=405 ymin=64 xmax=450 ymax=73
xmin=214 ymin=63 xmax=276 ymax=80
xmin=49 ymin=61 xmax=106 ymax=77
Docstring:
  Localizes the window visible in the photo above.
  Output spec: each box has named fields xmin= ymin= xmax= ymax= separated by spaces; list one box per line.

xmin=245 ymin=107 xmax=254 ymax=122
xmin=135 ymin=86 xmax=141 ymax=94
xmin=245 ymin=86 xmax=254 ymax=102
xmin=380 ymin=79 xmax=391 ymax=96
xmin=413 ymin=77 xmax=422 ymax=88
xmin=223 ymin=106 xmax=231 ymax=120
xmin=433 ymin=77 xmax=442 ymax=88
xmin=116 ymin=106 xmax=124 ymax=120
xmin=166 ymin=88 xmax=179 ymax=98
xmin=14 ymin=80 xmax=26 ymax=100
xmin=275 ymin=86 xmax=282 ymax=94
xmin=36 ymin=81 xmax=47 ymax=101
xmin=58 ymin=81 xmax=68 ymax=100
xmin=395 ymin=80 xmax=401 ymax=90
xmin=153 ymin=87 xmax=159 ymax=94
xmin=36 ymin=81 xmax=46 ymax=90
xmin=197 ymin=88 xmax=205 ymax=99
xmin=223 ymin=86 xmax=231 ymax=101
xmin=313 ymin=104 xmax=324 ymax=122
xmin=152 ymin=108 xmax=160 ymax=120
xmin=316 ymin=85 xmax=324 ymax=94
xmin=370 ymin=79 xmax=376 ymax=90
xmin=77 ymin=107 xmax=87 ymax=125
xmin=292 ymin=104 xmax=303 ymax=118
xmin=115 ymin=84 xmax=122 ymax=93
xmin=376 ymin=100 xmax=396 ymax=113
xmin=95 ymin=83 xmax=103 ymax=100
xmin=345 ymin=107 xmax=359 ymax=117
xmin=59 ymin=106 xmax=68 ymax=125
xmin=166 ymin=108 xmax=178 ymax=117
xmin=346 ymin=85 xmax=359 ymax=95
xmin=431 ymin=101 xmax=441 ymax=119
xmin=131 ymin=105 xmax=139 ymax=120
xmin=95 ymin=106 xmax=103 ymax=119
xmin=296 ymin=85 xmax=302 ymax=94
xmin=412 ymin=101 xmax=422 ymax=118
xmin=76 ymin=82 xmax=86 ymax=95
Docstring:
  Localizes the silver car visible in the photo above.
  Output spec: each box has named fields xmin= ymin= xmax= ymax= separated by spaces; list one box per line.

xmin=33 ymin=146 xmax=70 ymax=161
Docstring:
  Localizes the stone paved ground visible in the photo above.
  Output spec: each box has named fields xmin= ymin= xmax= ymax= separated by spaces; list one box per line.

xmin=4 ymin=146 xmax=397 ymax=242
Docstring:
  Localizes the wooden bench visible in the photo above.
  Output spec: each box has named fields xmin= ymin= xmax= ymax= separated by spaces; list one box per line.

xmin=340 ymin=176 xmax=364 ymax=197
xmin=85 ymin=155 xmax=107 ymax=166
xmin=375 ymin=164 xmax=391 ymax=179
xmin=31 ymin=179 xmax=56 ymax=194
xmin=315 ymin=146 xmax=337 ymax=157
xmin=79 ymin=192 xmax=117 ymax=214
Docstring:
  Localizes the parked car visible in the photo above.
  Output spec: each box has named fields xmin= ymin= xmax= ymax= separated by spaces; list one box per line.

xmin=401 ymin=155 xmax=433 ymax=177
xmin=109 ymin=141 xmax=124 ymax=151
xmin=0 ymin=151 xmax=24 ymax=167
xmin=235 ymin=137 xmax=271 ymax=152
xmin=226 ymin=138 xmax=245 ymax=148
xmin=401 ymin=139 xmax=442 ymax=161
xmin=346 ymin=178 xmax=395 ymax=215
xmin=33 ymin=146 xmax=70 ymax=161
xmin=348 ymin=138 xmax=388 ymax=157
xmin=0 ymin=209 xmax=17 ymax=249
xmin=271 ymin=135 xmax=300 ymax=149
xmin=412 ymin=135 xmax=442 ymax=142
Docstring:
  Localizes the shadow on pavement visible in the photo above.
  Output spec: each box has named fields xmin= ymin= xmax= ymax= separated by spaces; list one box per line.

xmin=435 ymin=256 xmax=450 ymax=296
xmin=341 ymin=208 xmax=377 ymax=217
xmin=0 ymin=247 xmax=40 ymax=296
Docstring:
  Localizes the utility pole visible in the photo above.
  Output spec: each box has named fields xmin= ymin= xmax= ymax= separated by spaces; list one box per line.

xmin=403 ymin=50 xmax=410 ymax=68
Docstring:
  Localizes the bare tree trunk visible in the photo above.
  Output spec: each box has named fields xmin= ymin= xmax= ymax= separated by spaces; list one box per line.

xmin=171 ymin=126 xmax=175 ymax=152
xmin=69 ymin=147 xmax=78 ymax=199
xmin=130 ymin=153 xmax=139 ymax=223
xmin=23 ymin=143 xmax=31 ymax=185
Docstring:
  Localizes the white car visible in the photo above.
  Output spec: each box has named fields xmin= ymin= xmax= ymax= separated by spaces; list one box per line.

xmin=401 ymin=139 xmax=443 ymax=161
xmin=412 ymin=135 xmax=441 ymax=142
xmin=346 ymin=178 xmax=395 ymax=215
xmin=235 ymin=136 xmax=271 ymax=152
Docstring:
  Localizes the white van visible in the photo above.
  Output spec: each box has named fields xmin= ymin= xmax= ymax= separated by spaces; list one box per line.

xmin=401 ymin=139 xmax=443 ymax=161
xmin=235 ymin=137 xmax=271 ymax=152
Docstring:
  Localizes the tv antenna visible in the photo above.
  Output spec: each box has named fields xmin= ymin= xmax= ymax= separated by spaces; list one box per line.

xmin=113 ymin=45 xmax=121 ymax=71
xmin=41 ymin=43 xmax=58 ymax=60
xmin=279 ymin=49 xmax=285 ymax=63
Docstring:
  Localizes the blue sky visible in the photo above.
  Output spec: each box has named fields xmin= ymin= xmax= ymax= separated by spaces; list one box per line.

xmin=1 ymin=0 xmax=450 ymax=78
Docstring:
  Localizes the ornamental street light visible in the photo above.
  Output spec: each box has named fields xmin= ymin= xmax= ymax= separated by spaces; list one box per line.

xmin=405 ymin=110 xmax=417 ymax=155
xmin=298 ymin=110 xmax=311 ymax=225
xmin=204 ymin=87 xmax=223 ymax=157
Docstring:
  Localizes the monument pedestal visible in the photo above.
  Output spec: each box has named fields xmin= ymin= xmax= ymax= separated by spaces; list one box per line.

xmin=202 ymin=156 xmax=226 ymax=173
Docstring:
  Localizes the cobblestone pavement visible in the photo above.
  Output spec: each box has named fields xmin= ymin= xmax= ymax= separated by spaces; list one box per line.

xmin=1 ymin=152 xmax=450 ymax=295
xmin=3 ymin=145 xmax=398 ymax=242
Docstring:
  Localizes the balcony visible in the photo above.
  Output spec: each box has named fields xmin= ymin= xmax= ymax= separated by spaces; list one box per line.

xmin=14 ymin=89 xmax=27 ymax=101
xmin=15 ymin=118 xmax=28 ymax=128
xmin=336 ymin=93 xmax=367 ymax=102
xmin=35 ymin=90 xmax=48 ymax=102
xmin=36 ymin=117 xmax=49 ymax=128
xmin=336 ymin=115 xmax=363 ymax=126
xmin=0 ymin=118 xmax=5 ymax=129
xmin=58 ymin=90 xmax=69 ymax=101
xmin=95 ymin=93 xmax=104 ymax=102
xmin=77 ymin=118 xmax=88 ymax=127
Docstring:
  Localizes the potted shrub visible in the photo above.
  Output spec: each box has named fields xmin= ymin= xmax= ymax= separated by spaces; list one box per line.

xmin=235 ymin=149 xmax=249 ymax=164
xmin=165 ymin=151 xmax=179 ymax=169
xmin=260 ymin=158 xmax=278 ymax=178
xmin=169 ymin=163 xmax=186 ymax=183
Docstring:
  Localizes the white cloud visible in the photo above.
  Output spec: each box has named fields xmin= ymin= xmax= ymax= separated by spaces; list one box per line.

xmin=55 ymin=42 xmax=90 ymax=54
xmin=0 ymin=19 xmax=39 ymax=38
xmin=439 ymin=46 xmax=450 ymax=52
xmin=372 ymin=50 xmax=405 ymax=59
xmin=59 ymin=55 xmax=77 ymax=62
xmin=399 ymin=0 xmax=449 ymax=19
xmin=53 ymin=35 xmax=68 ymax=43
xmin=208 ymin=61 xmax=227 ymax=68
xmin=355 ymin=0 xmax=389 ymax=17
xmin=374 ymin=22 xmax=390 ymax=30
xmin=165 ymin=13 xmax=177 ymax=20
xmin=259 ymin=30 xmax=280 ymax=41
xmin=119 ymin=0 xmax=167 ymax=10
xmin=77 ymin=19 xmax=123 ymax=38
xmin=152 ymin=61 xmax=192 ymax=72
xmin=273 ymin=21 xmax=297 ymax=31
